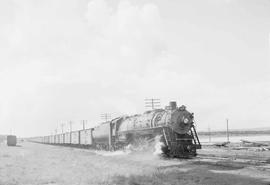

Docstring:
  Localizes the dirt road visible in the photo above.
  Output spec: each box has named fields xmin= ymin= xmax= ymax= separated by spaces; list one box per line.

xmin=0 ymin=142 xmax=269 ymax=185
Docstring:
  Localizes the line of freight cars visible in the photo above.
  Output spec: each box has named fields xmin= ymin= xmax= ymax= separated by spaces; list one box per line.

xmin=30 ymin=125 xmax=107 ymax=148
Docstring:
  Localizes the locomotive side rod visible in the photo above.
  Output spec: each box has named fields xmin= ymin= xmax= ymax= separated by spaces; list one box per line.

xmin=162 ymin=127 xmax=169 ymax=147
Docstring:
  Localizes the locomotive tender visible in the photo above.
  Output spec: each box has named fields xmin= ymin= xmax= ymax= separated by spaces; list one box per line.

xmin=30 ymin=101 xmax=201 ymax=158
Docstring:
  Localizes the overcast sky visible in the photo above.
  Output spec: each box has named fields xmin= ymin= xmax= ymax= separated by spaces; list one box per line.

xmin=1 ymin=0 xmax=270 ymax=137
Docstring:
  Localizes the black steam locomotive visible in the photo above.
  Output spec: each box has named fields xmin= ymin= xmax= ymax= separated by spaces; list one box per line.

xmin=30 ymin=101 xmax=201 ymax=158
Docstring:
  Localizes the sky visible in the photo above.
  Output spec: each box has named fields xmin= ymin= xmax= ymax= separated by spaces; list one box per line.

xmin=0 ymin=0 xmax=270 ymax=137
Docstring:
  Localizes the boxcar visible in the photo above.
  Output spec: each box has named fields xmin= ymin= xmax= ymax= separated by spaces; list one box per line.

xmin=45 ymin=136 xmax=49 ymax=143
xmin=59 ymin=134 xmax=64 ymax=144
xmin=79 ymin=129 xmax=93 ymax=145
xmin=36 ymin=137 xmax=43 ymax=143
xmin=50 ymin=135 xmax=54 ymax=144
xmin=64 ymin=132 xmax=71 ymax=144
xmin=43 ymin=136 xmax=47 ymax=143
xmin=7 ymin=135 xmax=17 ymax=146
xmin=71 ymin=131 xmax=80 ymax=145
xmin=55 ymin=134 xmax=58 ymax=144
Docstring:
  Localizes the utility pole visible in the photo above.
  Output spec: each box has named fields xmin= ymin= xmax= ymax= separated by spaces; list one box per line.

xmin=208 ymin=126 xmax=211 ymax=143
xmin=81 ymin=120 xmax=87 ymax=130
xmin=69 ymin=121 xmax=73 ymax=132
xmin=101 ymin=113 xmax=111 ymax=122
xmin=226 ymin=118 xmax=229 ymax=142
xmin=60 ymin=123 xmax=64 ymax=134
xmin=68 ymin=121 xmax=73 ymax=144
xmin=144 ymin=98 xmax=160 ymax=110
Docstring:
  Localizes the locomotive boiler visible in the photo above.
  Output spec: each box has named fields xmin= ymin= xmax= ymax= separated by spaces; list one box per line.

xmin=29 ymin=101 xmax=201 ymax=158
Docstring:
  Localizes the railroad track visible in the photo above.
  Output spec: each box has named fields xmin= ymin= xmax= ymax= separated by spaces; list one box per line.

xmin=196 ymin=154 xmax=270 ymax=171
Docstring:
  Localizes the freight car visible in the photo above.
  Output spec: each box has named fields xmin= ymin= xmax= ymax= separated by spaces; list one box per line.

xmin=29 ymin=101 xmax=201 ymax=158
xmin=7 ymin=135 xmax=17 ymax=146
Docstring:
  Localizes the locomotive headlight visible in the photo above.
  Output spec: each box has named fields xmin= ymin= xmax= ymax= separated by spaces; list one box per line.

xmin=183 ymin=118 xmax=189 ymax=124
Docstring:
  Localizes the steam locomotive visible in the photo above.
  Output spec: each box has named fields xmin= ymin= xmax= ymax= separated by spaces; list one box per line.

xmin=29 ymin=101 xmax=201 ymax=158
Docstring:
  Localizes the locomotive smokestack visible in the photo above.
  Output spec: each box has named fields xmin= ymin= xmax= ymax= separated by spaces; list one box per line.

xmin=169 ymin=101 xmax=177 ymax=110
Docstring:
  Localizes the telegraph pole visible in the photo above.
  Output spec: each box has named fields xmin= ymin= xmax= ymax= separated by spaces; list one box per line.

xmin=81 ymin=120 xmax=87 ymax=130
xmin=144 ymin=98 xmax=160 ymax=110
xmin=69 ymin=121 xmax=73 ymax=132
xmin=60 ymin=123 xmax=64 ymax=134
xmin=208 ymin=126 xmax=211 ymax=143
xmin=68 ymin=121 xmax=73 ymax=144
xmin=226 ymin=118 xmax=229 ymax=142
xmin=101 ymin=113 xmax=111 ymax=122
xmin=60 ymin=122 xmax=65 ymax=144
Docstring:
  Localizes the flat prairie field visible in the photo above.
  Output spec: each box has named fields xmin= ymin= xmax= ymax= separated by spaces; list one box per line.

xmin=0 ymin=142 xmax=269 ymax=185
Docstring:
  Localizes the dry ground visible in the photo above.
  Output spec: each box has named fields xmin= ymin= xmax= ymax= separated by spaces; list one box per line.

xmin=0 ymin=141 xmax=269 ymax=185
